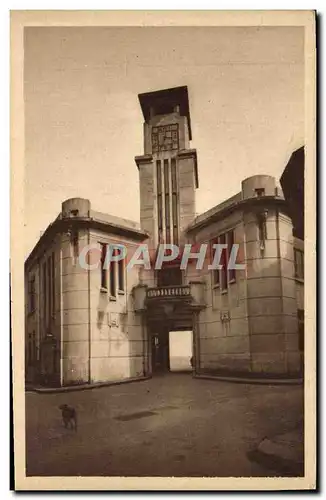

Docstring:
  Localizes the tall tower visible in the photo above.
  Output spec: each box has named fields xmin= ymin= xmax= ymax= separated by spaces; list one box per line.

xmin=135 ymin=86 xmax=198 ymax=286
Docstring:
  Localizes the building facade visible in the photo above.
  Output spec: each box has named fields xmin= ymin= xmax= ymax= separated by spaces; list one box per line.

xmin=25 ymin=86 xmax=304 ymax=387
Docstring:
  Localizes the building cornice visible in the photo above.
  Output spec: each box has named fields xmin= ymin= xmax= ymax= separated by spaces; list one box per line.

xmin=25 ymin=216 xmax=148 ymax=270
xmin=134 ymin=154 xmax=153 ymax=169
xmin=186 ymin=196 xmax=290 ymax=235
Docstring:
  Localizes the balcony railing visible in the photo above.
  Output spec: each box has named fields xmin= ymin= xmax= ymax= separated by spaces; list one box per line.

xmin=146 ymin=285 xmax=191 ymax=300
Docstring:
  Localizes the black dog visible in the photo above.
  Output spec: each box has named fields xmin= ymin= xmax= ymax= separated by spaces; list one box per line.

xmin=59 ymin=404 xmax=77 ymax=431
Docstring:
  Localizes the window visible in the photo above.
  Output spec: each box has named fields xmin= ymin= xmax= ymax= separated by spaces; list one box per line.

xmin=71 ymin=232 xmax=79 ymax=264
xmin=109 ymin=248 xmax=117 ymax=297
xmin=227 ymin=230 xmax=236 ymax=282
xmin=164 ymin=159 xmax=170 ymax=244
xmin=42 ymin=261 xmax=47 ymax=333
xmin=51 ymin=252 xmax=55 ymax=316
xmin=118 ymin=252 xmax=125 ymax=292
xmin=171 ymin=158 xmax=178 ymax=244
xmin=157 ymin=267 xmax=182 ymax=287
xmin=32 ymin=332 xmax=37 ymax=364
xmin=294 ymin=248 xmax=304 ymax=279
xmin=100 ymin=243 xmax=107 ymax=289
xmin=257 ymin=212 xmax=267 ymax=248
xmin=220 ymin=233 xmax=227 ymax=291
xmin=211 ymin=238 xmax=219 ymax=287
xmin=28 ymin=276 xmax=36 ymax=313
xmin=47 ymin=255 xmax=52 ymax=321
xmin=297 ymin=309 xmax=304 ymax=351
xmin=255 ymin=188 xmax=265 ymax=197
xmin=28 ymin=334 xmax=32 ymax=365
xmin=28 ymin=332 xmax=37 ymax=366
xmin=157 ymin=161 xmax=163 ymax=242
xmin=211 ymin=230 xmax=236 ymax=291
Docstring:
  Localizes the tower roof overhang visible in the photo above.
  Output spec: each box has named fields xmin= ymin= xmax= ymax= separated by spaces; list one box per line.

xmin=138 ymin=86 xmax=193 ymax=140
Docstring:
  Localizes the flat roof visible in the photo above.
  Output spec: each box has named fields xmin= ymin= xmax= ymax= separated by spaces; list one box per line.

xmin=138 ymin=86 xmax=192 ymax=140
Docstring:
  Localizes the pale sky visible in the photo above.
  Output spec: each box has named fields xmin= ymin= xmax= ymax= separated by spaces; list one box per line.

xmin=24 ymin=26 xmax=304 ymax=257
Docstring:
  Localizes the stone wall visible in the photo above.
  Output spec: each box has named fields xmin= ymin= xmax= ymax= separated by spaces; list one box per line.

xmin=188 ymin=214 xmax=250 ymax=374
xmin=88 ymin=230 xmax=147 ymax=383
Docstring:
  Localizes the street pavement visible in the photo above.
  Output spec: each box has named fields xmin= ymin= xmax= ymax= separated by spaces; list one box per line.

xmin=25 ymin=373 xmax=304 ymax=477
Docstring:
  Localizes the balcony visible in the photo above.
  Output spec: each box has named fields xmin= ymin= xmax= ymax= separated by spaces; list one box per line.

xmin=146 ymin=285 xmax=191 ymax=300
xmin=133 ymin=282 xmax=206 ymax=315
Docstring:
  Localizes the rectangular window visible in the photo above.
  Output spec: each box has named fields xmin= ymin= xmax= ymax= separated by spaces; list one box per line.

xmin=157 ymin=267 xmax=182 ymax=287
xmin=211 ymin=230 xmax=236 ymax=290
xmin=47 ymin=256 xmax=51 ymax=323
xmin=211 ymin=238 xmax=220 ymax=286
xmin=33 ymin=332 xmax=37 ymax=363
xmin=297 ymin=309 xmax=304 ymax=351
xmin=51 ymin=252 xmax=55 ymax=316
xmin=257 ymin=213 xmax=267 ymax=245
xmin=28 ymin=276 xmax=36 ymax=313
xmin=42 ymin=261 xmax=47 ymax=333
xmin=164 ymin=159 xmax=170 ymax=244
xmin=72 ymin=232 xmax=79 ymax=264
xmin=110 ymin=247 xmax=117 ymax=297
xmin=28 ymin=332 xmax=37 ymax=366
xmin=171 ymin=158 xmax=178 ymax=244
xmin=255 ymin=188 xmax=265 ymax=197
xmin=220 ymin=233 xmax=227 ymax=291
xmin=118 ymin=252 xmax=125 ymax=292
xmin=100 ymin=243 xmax=107 ymax=289
xmin=157 ymin=160 xmax=163 ymax=242
xmin=294 ymin=249 xmax=304 ymax=279
xmin=227 ymin=230 xmax=236 ymax=282
xmin=28 ymin=334 xmax=32 ymax=366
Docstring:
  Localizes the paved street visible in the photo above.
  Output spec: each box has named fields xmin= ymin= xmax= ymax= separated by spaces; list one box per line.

xmin=25 ymin=374 xmax=303 ymax=477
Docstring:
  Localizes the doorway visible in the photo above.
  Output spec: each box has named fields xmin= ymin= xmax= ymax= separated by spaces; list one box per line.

xmin=150 ymin=329 xmax=193 ymax=374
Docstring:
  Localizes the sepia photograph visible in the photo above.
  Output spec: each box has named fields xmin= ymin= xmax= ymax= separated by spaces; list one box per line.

xmin=11 ymin=10 xmax=316 ymax=490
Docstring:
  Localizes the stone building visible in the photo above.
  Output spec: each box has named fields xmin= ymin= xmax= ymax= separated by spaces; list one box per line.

xmin=25 ymin=86 xmax=304 ymax=387
xmin=280 ymin=146 xmax=304 ymax=240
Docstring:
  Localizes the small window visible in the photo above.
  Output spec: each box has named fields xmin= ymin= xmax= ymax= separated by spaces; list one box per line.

xmin=297 ymin=309 xmax=304 ymax=351
xmin=227 ymin=230 xmax=236 ymax=282
xmin=257 ymin=212 xmax=267 ymax=247
xmin=28 ymin=334 xmax=32 ymax=365
xmin=100 ymin=243 xmax=107 ymax=290
xmin=219 ymin=233 xmax=228 ymax=291
xmin=294 ymin=249 xmax=304 ymax=279
xmin=110 ymin=248 xmax=117 ymax=297
xmin=42 ymin=262 xmax=47 ymax=332
xmin=28 ymin=276 xmax=36 ymax=313
xmin=71 ymin=233 xmax=79 ymax=263
xmin=28 ymin=332 xmax=37 ymax=366
xmin=211 ymin=238 xmax=220 ymax=287
xmin=51 ymin=252 xmax=55 ymax=316
xmin=255 ymin=188 xmax=265 ymax=197
xmin=118 ymin=253 xmax=125 ymax=292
